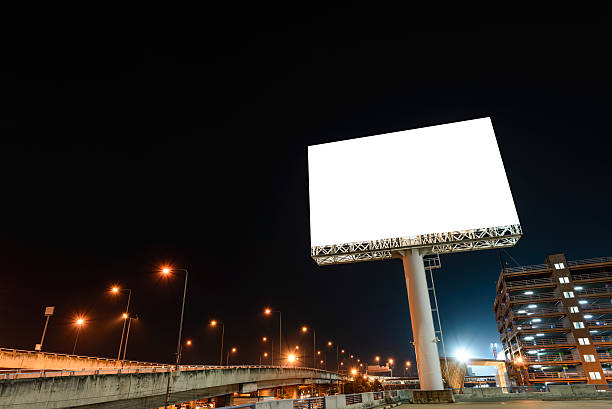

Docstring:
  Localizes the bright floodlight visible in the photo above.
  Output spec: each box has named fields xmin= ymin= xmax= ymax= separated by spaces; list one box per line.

xmin=455 ymin=348 xmax=470 ymax=363
xmin=308 ymin=117 xmax=521 ymax=264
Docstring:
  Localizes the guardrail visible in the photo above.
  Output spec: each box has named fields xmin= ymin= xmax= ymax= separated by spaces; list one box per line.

xmin=293 ymin=397 xmax=325 ymax=409
xmin=576 ymin=287 xmax=612 ymax=296
xmin=510 ymin=292 xmax=559 ymax=301
xmin=518 ymin=338 xmax=574 ymax=347
xmin=344 ymin=394 xmax=363 ymax=405
xmin=523 ymin=354 xmax=578 ymax=363
xmin=0 ymin=347 xmax=165 ymax=367
xmin=502 ymin=256 xmax=612 ymax=275
xmin=506 ymin=278 xmax=555 ymax=288
xmin=573 ymin=271 xmax=612 ymax=282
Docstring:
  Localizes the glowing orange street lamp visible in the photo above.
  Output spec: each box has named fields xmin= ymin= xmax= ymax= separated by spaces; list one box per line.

xmin=110 ymin=285 xmax=132 ymax=360
xmin=351 ymin=368 xmax=357 ymax=375
xmin=226 ymin=347 xmax=237 ymax=366
xmin=210 ymin=320 xmax=225 ymax=365
xmin=288 ymin=353 xmax=296 ymax=364
xmin=375 ymin=356 xmax=380 ymax=362
xmin=161 ymin=266 xmax=190 ymax=369
xmin=72 ymin=317 xmax=86 ymax=355
xmin=264 ymin=307 xmax=281 ymax=365
xmin=262 ymin=336 xmax=274 ymax=365
xmin=186 ymin=340 xmax=192 ymax=346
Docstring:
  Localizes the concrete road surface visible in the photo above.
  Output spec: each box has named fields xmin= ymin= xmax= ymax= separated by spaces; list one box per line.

xmin=398 ymin=400 xmax=612 ymax=408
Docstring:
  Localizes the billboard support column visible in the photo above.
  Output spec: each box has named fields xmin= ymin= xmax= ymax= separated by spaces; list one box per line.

xmin=401 ymin=248 xmax=444 ymax=390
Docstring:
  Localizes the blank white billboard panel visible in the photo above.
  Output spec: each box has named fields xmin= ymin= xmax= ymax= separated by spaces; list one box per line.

xmin=308 ymin=117 xmax=520 ymax=249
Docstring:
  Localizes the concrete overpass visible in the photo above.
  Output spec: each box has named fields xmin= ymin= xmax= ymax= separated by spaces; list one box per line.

xmin=0 ymin=365 xmax=343 ymax=408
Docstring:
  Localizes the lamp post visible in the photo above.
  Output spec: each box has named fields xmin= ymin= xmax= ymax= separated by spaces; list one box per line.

xmin=35 ymin=306 xmax=55 ymax=352
xmin=210 ymin=320 xmax=224 ymax=366
xmin=387 ymin=358 xmax=394 ymax=377
xmin=161 ymin=266 xmax=189 ymax=369
xmin=227 ymin=347 xmax=237 ymax=366
xmin=111 ymin=286 xmax=132 ymax=360
xmin=301 ymin=326 xmax=316 ymax=368
xmin=122 ymin=315 xmax=138 ymax=361
xmin=262 ymin=336 xmax=274 ymax=365
xmin=264 ymin=308 xmax=281 ymax=365
xmin=72 ymin=317 xmax=85 ymax=355
xmin=405 ymin=361 xmax=411 ymax=377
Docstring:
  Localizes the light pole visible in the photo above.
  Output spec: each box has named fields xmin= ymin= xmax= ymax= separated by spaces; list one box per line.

xmin=387 ymin=358 xmax=394 ymax=377
xmin=72 ymin=317 xmax=85 ymax=355
xmin=35 ymin=306 xmax=54 ymax=351
xmin=405 ymin=361 xmax=411 ymax=377
xmin=122 ymin=315 xmax=138 ymax=361
xmin=301 ymin=326 xmax=315 ymax=368
xmin=262 ymin=336 xmax=274 ymax=365
xmin=111 ymin=286 xmax=132 ymax=360
xmin=161 ymin=266 xmax=189 ymax=369
xmin=264 ymin=308 xmax=281 ymax=365
xmin=226 ymin=347 xmax=237 ymax=366
xmin=210 ymin=320 xmax=225 ymax=366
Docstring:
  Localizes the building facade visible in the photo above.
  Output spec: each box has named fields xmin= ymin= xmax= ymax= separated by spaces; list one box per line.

xmin=494 ymin=254 xmax=612 ymax=386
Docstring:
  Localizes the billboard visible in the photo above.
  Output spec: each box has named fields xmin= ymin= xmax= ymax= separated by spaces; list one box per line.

xmin=308 ymin=117 xmax=521 ymax=264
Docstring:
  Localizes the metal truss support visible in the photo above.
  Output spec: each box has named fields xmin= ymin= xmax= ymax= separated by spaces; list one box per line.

xmin=311 ymin=224 xmax=522 ymax=266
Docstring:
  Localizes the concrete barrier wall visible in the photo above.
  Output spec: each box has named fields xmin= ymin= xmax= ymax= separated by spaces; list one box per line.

xmin=456 ymin=385 xmax=612 ymax=402
xmin=0 ymin=348 xmax=160 ymax=370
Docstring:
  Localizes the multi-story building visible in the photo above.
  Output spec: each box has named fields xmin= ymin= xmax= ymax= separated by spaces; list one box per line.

xmin=494 ymin=254 xmax=612 ymax=386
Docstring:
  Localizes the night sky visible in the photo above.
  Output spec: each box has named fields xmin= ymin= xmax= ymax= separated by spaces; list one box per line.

xmin=1 ymin=7 xmax=610 ymax=374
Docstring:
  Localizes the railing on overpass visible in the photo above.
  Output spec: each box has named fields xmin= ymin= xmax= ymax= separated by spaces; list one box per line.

xmin=0 ymin=347 xmax=169 ymax=368
xmin=0 ymin=364 xmax=340 ymax=381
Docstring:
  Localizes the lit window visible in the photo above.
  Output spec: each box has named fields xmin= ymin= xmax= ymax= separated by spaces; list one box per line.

xmin=569 ymin=306 xmax=579 ymax=313
xmin=578 ymin=338 xmax=590 ymax=345
xmin=554 ymin=263 xmax=566 ymax=270
xmin=573 ymin=322 xmax=585 ymax=329
xmin=558 ymin=277 xmax=570 ymax=283
xmin=589 ymin=371 xmax=602 ymax=380
xmin=584 ymin=354 xmax=596 ymax=362
xmin=563 ymin=292 xmax=575 ymax=298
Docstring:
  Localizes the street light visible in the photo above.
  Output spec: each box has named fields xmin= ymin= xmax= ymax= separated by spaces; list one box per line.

xmin=35 ymin=306 xmax=55 ymax=352
xmin=161 ymin=266 xmax=190 ymax=369
xmin=227 ymin=347 xmax=237 ymax=366
xmin=264 ymin=307 xmax=282 ymax=365
xmin=122 ymin=315 xmax=138 ymax=360
xmin=110 ymin=286 xmax=132 ymax=360
xmin=210 ymin=320 xmax=225 ymax=366
xmin=288 ymin=353 xmax=296 ymax=364
xmin=72 ymin=317 xmax=86 ymax=355
xmin=262 ymin=336 xmax=274 ymax=365
xmin=300 ymin=326 xmax=316 ymax=369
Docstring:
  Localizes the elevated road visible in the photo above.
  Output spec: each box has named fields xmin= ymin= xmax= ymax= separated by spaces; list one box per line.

xmin=0 ymin=365 xmax=342 ymax=409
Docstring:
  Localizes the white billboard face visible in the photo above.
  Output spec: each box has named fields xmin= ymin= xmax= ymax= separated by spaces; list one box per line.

xmin=308 ymin=117 xmax=520 ymax=248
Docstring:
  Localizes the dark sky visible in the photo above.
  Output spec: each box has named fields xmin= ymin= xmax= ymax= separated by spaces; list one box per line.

xmin=0 ymin=6 xmax=610 ymax=372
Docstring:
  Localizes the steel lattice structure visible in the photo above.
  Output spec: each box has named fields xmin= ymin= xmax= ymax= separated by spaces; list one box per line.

xmin=311 ymin=224 xmax=522 ymax=266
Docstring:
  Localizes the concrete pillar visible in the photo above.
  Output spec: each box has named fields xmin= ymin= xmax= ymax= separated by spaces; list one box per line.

xmin=401 ymin=248 xmax=443 ymax=390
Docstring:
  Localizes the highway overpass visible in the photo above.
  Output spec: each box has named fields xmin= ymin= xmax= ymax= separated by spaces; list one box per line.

xmin=0 ymin=365 xmax=342 ymax=408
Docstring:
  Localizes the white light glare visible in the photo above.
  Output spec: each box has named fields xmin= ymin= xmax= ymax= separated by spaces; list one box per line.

xmin=584 ymin=315 xmax=593 ymax=319
xmin=579 ymin=300 xmax=588 ymax=304
xmin=528 ymin=304 xmax=537 ymax=308
xmin=455 ymin=348 xmax=470 ymax=363
xmin=531 ymin=319 xmax=541 ymax=323
xmin=524 ymin=291 xmax=534 ymax=295
xmin=517 ymin=310 xmax=527 ymax=314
